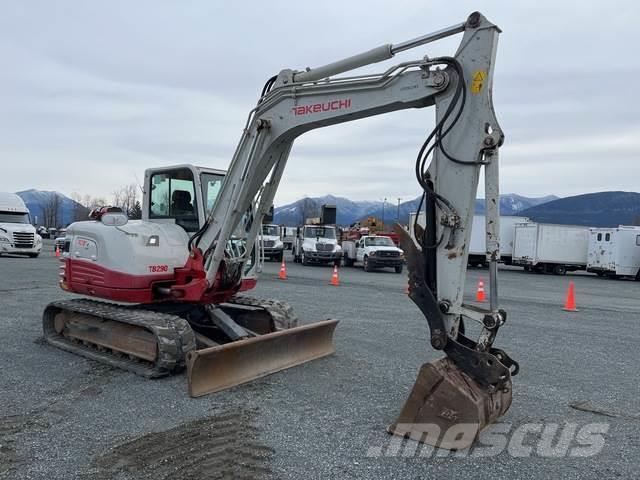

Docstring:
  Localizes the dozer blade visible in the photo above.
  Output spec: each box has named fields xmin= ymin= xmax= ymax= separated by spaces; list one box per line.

xmin=187 ymin=319 xmax=339 ymax=397
xmin=388 ymin=357 xmax=512 ymax=450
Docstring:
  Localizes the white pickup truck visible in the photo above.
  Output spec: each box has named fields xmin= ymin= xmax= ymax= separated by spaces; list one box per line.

xmin=293 ymin=225 xmax=342 ymax=266
xmin=343 ymin=235 xmax=404 ymax=273
xmin=259 ymin=224 xmax=285 ymax=262
xmin=0 ymin=192 xmax=42 ymax=257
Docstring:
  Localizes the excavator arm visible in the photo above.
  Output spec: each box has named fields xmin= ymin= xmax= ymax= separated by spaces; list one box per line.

xmin=185 ymin=11 xmax=517 ymax=448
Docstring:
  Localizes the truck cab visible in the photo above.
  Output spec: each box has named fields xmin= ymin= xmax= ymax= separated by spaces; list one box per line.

xmin=343 ymin=235 xmax=404 ymax=273
xmin=293 ymin=225 xmax=342 ymax=266
xmin=0 ymin=192 xmax=42 ymax=258
xmin=259 ymin=224 xmax=284 ymax=262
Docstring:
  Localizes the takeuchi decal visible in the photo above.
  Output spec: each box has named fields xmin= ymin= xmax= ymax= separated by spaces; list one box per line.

xmin=291 ymin=99 xmax=352 ymax=116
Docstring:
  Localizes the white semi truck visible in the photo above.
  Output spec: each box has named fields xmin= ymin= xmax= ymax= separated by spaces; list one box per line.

xmin=512 ymin=222 xmax=589 ymax=275
xmin=292 ymin=224 xmax=342 ymax=266
xmin=0 ymin=192 xmax=42 ymax=257
xmin=258 ymin=224 xmax=285 ymax=262
xmin=587 ymin=226 xmax=640 ymax=279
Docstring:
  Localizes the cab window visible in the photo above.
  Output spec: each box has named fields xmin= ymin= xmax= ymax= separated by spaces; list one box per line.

xmin=149 ymin=169 xmax=198 ymax=231
xmin=597 ymin=233 xmax=602 ymax=241
xmin=201 ymin=172 xmax=224 ymax=215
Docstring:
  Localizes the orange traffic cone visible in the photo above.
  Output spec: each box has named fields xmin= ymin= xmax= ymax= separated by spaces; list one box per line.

xmin=278 ymin=258 xmax=287 ymax=280
xmin=330 ymin=265 xmax=340 ymax=286
xmin=55 ymin=245 xmax=60 ymax=257
xmin=563 ymin=281 xmax=578 ymax=312
xmin=405 ymin=282 xmax=410 ymax=295
xmin=476 ymin=278 xmax=486 ymax=302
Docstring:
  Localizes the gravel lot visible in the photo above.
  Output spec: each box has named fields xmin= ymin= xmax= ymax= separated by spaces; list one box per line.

xmin=1 ymin=240 xmax=639 ymax=479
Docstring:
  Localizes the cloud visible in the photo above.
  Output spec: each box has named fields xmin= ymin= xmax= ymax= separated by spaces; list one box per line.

xmin=1 ymin=1 xmax=639 ymax=206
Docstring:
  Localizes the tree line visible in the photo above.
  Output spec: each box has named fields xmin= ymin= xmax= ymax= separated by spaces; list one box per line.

xmin=41 ymin=183 xmax=143 ymax=228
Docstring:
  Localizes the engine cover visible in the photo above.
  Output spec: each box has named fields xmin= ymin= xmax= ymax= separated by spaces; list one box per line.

xmin=60 ymin=220 xmax=190 ymax=303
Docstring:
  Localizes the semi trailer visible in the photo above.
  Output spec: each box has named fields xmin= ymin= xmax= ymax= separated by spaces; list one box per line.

xmin=587 ymin=226 xmax=640 ymax=279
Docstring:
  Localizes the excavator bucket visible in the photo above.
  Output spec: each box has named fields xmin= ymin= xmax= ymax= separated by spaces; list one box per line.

xmin=187 ymin=319 xmax=339 ymax=397
xmin=388 ymin=357 xmax=512 ymax=450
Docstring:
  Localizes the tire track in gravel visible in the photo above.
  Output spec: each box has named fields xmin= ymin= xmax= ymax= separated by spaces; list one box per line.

xmin=0 ymin=408 xmax=51 ymax=478
xmin=0 ymin=359 xmax=118 ymax=478
xmin=86 ymin=409 xmax=275 ymax=479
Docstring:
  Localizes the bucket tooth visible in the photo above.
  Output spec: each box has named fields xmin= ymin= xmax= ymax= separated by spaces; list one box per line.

xmin=187 ymin=319 xmax=339 ymax=397
xmin=388 ymin=357 xmax=512 ymax=450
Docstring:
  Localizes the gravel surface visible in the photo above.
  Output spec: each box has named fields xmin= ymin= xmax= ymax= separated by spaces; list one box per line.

xmin=1 ymin=240 xmax=638 ymax=479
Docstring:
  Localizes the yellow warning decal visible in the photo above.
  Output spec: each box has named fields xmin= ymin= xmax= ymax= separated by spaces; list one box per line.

xmin=471 ymin=70 xmax=486 ymax=94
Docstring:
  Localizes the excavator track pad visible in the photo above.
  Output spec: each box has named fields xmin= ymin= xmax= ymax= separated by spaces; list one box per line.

xmin=388 ymin=357 xmax=512 ymax=450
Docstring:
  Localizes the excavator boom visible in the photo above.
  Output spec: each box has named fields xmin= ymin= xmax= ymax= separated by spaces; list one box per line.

xmin=44 ymin=11 xmax=517 ymax=449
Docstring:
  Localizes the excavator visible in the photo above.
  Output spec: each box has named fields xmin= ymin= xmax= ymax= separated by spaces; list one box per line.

xmin=43 ymin=12 xmax=518 ymax=449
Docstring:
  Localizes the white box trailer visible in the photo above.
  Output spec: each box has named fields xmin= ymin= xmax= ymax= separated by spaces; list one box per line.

xmin=512 ymin=222 xmax=589 ymax=275
xmin=587 ymin=226 xmax=640 ymax=279
xmin=468 ymin=215 xmax=529 ymax=266
xmin=410 ymin=211 xmax=528 ymax=267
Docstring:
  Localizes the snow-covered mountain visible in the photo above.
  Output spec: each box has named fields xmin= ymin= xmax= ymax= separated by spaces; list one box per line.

xmin=274 ymin=193 xmax=558 ymax=226
xmin=15 ymin=189 xmax=86 ymax=227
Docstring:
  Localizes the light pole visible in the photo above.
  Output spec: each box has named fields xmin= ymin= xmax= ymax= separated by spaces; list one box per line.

xmin=381 ymin=197 xmax=387 ymax=231
xmin=397 ymin=197 xmax=401 ymax=223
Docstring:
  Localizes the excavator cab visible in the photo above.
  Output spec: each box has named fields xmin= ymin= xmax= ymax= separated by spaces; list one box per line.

xmin=143 ymin=165 xmax=225 ymax=234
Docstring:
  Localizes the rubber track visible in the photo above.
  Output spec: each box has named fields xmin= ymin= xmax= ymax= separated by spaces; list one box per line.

xmin=43 ymin=299 xmax=196 ymax=378
xmin=228 ymin=294 xmax=298 ymax=329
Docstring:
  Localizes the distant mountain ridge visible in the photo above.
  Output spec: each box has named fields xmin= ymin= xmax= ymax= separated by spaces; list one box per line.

xmin=520 ymin=191 xmax=640 ymax=227
xmin=274 ymin=193 xmax=559 ymax=226
xmin=15 ymin=189 xmax=85 ymax=227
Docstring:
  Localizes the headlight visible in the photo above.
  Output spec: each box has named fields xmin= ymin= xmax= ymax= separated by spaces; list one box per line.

xmin=0 ymin=236 xmax=9 ymax=243
xmin=368 ymin=250 xmax=376 ymax=256
xmin=36 ymin=235 xmax=42 ymax=244
xmin=335 ymin=245 xmax=342 ymax=252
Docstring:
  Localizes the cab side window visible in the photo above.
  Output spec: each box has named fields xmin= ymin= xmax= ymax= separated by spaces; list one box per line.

xmin=149 ymin=170 xmax=198 ymax=232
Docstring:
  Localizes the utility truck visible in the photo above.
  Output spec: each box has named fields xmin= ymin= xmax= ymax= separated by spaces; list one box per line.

xmin=587 ymin=226 xmax=640 ymax=279
xmin=512 ymin=222 xmax=589 ymax=275
xmin=342 ymin=234 xmax=404 ymax=272
xmin=293 ymin=224 xmax=342 ymax=266
xmin=0 ymin=192 xmax=42 ymax=257
xmin=280 ymin=226 xmax=296 ymax=250
xmin=258 ymin=224 xmax=284 ymax=262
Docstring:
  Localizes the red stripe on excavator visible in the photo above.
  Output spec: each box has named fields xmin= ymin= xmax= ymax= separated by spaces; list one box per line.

xmin=62 ymin=258 xmax=256 ymax=304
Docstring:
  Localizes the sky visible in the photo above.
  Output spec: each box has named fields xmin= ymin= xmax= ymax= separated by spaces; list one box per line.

xmin=1 ymin=1 xmax=639 ymax=206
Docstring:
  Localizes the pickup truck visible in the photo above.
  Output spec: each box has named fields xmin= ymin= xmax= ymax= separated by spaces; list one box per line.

xmin=342 ymin=235 xmax=404 ymax=273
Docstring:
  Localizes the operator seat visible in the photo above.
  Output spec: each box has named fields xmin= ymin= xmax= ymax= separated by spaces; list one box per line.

xmin=171 ymin=190 xmax=194 ymax=216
